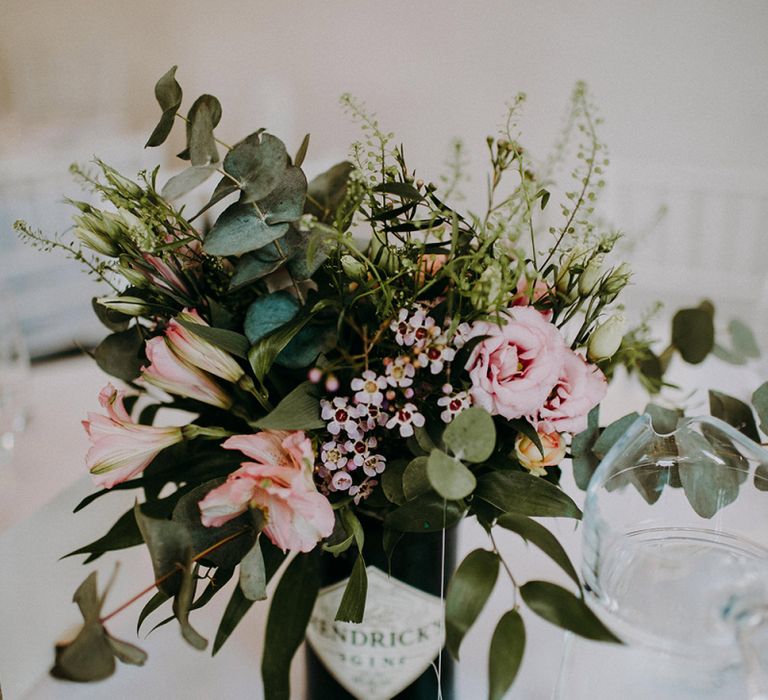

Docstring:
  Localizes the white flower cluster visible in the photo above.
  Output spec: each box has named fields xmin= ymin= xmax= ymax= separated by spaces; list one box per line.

xmin=315 ymin=305 xmax=473 ymax=502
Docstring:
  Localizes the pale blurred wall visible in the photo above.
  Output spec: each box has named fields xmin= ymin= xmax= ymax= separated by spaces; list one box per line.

xmin=1 ymin=0 xmax=767 ymax=349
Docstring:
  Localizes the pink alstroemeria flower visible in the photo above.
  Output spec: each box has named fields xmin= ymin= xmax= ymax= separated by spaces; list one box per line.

xmin=83 ymin=384 xmax=183 ymax=488
xmin=198 ymin=431 xmax=334 ymax=553
xmin=143 ymin=253 xmax=190 ymax=296
xmin=166 ymin=309 xmax=244 ymax=383
xmin=141 ymin=335 xmax=232 ymax=409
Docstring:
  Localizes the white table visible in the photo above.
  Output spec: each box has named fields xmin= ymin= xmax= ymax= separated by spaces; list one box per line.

xmin=0 ymin=354 xmax=763 ymax=699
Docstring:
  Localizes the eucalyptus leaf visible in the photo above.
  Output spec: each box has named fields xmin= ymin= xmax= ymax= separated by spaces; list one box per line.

xmin=593 ymin=413 xmax=640 ymax=459
xmin=255 ymin=382 xmax=325 ymax=430
xmin=91 ymin=297 xmax=130 ymax=332
xmin=384 ymin=493 xmax=466 ymax=532
xmin=442 ymin=407 xmax=496 ymax=463
xmin=753 ymin=382 xmax=768 ymax=434
xmin=520 ymin=580 xmax=621 ymax=642
xmin=239 ymin=538 xmax=267 ymax=601
xmin=445 ymin=549 xmax=499 ymax=659
xmin=185 ymin=94 xmax=222 ymax=166
xmin=335 ymin=556 xmax=368 ymax=623
xmin=671 ymin=307 xmax=714 ymax=364
xmin=192 ymin=176 xmax=240 ymax=221
xmin=305 ymin=161 xmax=354 ymax=223
xmin=145 ymin=66 xmax=182 ymax=148
xmin=161 ymin=164 xmax=217 ymax=201
xmin=709 ymin=390 xmax=759 ymax=442
xmin=173 ymin=563 xmax=208 ymax=650
xmin=677 ymin=428 xmax=740 ymax=518
xmin=224 ymin=131 xmax=288 ymax=202
xmin=94 ymin=326 xmax=144 ymax=382
xmin=729 ymin=319 xmax=760 ymax=359
xmin=204 ymin=202 xmax=289 ymax=256
xmin=381 ymin=459 xmax=408 ymax=505
xmin=244 ymin=291 xmax=298 ymax=344
xmin=51 ymin=621 xmax=116 ymax=682
xmin=475 ymin=471 xmax=582 ymax=519
xmin=645 ymin=404 xmax=681 ymax=435
xmin=257 ymin=166 xmax=307 ymax=224
xmin=402 ymin=456 xmax=431 ymax=500
xmin=262 ymin=551 xmax=321 ymax=700
xmin=106 ymin=636 xmax=148 ymax=666
xmin=488 ymin=610 xmax=525 ymax=700
xmin=426 ymin=449 xmax=477 ymax=500
xmin=571 ymin=406 xmax=600 ymax=490
xmin=230 ymin=253 xmax=285 ymax=290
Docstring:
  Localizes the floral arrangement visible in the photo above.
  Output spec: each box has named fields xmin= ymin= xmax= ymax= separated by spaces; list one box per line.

xmin=13 ymin=68 xmax=741 ymax=699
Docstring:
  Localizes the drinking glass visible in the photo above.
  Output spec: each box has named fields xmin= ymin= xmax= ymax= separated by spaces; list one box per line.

xmin=555 ymin=414 xmax=768 ymax=699
xmin=0 ymin=291 xmax=30 ymax=458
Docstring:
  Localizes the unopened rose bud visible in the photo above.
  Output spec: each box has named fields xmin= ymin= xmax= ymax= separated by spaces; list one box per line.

xmin=601 ymin=263 xmax=632 ymax=297
xmin=587 ymin=313 xmax=626 ymax=361
xmin=514 ymin=431 xmax=566 ymax=476
xmin=96 ymin=296 xmax=151 ymax=316
xmin=578 ymin=254 xmax=605 ymax=296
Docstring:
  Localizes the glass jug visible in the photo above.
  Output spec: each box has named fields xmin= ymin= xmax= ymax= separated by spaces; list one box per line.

xmin=555 ymin=414 xmax=768 ymax=699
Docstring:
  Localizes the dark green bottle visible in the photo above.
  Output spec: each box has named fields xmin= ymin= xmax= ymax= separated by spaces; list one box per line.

xmin=305 ymin=514 xmax=456 ymax=699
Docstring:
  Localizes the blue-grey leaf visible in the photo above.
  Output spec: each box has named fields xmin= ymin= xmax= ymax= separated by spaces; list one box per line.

xmin=161 ymin=165 xmax=218 ymax=201
xmin=258 ymin=166 xmax=307 ymax=224
xmin=204 ymin=202 xmax=289 ymax=256
xmin=224 ymin=132 xmax=288 ymax=202
xmin=244 ymin=292 xmax=299 ymax=345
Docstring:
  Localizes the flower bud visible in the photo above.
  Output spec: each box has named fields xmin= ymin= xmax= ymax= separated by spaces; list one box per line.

xmin=369 ymin=235 xmax=399 ymax=274
xmin=587 ymin=313 xmax=626 ymax=361
xmin=341 ymin=254 xmax=366 ymax=280
xmin=578 ymin=254 xmax=605 ymax=296
xmin=74 ymin=226 xmax=120 ymax=257
xmin=601 ymin=263 xmax=632 ymax=297
xmin=117 ymin=260 xmax=150 ymax=287
xmin=514 ymin=431 xmax=566 ymax=476
xmin=96 ymin=296 xmax=151 ymax=316
xmin=101 ymin=163 xmax=143 ymax=198
xmin=555 ymin=247 xmax=584 ymax=295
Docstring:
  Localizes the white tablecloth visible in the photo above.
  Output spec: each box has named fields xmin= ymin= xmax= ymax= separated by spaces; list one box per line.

xmin=0 ymin=353 xmax=763 ymax=699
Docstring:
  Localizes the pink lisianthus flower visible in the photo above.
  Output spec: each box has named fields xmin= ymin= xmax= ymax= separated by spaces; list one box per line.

xmin=141 ymin=335 xmax=232 ymax=409
xmin=535 ymin=350 xmax=607 ymax=435
xmin=198 ymin=431 xmax=334 ymax=553
xmin=165 ymin=309 xmax=244 ymax=383
xmin=515 ymin=430 xmax=567 ymax=476
xmin=83 ymin=384 xmax=183 ymax=488
xmin=465 ymin=306 xmax=567 ymax=420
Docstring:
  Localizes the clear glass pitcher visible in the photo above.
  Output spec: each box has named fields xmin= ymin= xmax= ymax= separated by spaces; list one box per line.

xmin=555 ymin=414 xmax=768 ymax=699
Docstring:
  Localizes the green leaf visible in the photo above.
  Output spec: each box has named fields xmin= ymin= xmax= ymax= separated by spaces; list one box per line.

xmin=244 ymin=291 xmax=299 ymax=344
xmin=213 ymin=538 xmax=286 ymax=655
xmin=239 ymin=538 xmax=267 ymax=601
xmin=134 ymin=504 xmax=193 ymax=596
xmin=442 ymin=407 xmax=496 ymax=463
xmin=427 ymin=449 xmax=477 ymax=500
xmin=63 ymin=507 xmax=142 ymax=561
xmin=229 ymin=253 xmax=285 ymax=290
xmin=185 ymin=94 xmax=222 ymax=166
xmin=475 ymin=471 xmax=582 ymax=519
xmin=204 ymin=202 xmax=289 ymax=256
xmin=173 ymin=563 xmax=208 ymax=650
xmin=137 ymin=589 xmax=171 ymax=635
xmin=677 ymin=428 xmax=740 ymax=518
xmin=257 ymin=166 xmax=307 ymax=224
xmin=593 ymin=413 xmax=640 ymax=459
xmin=372 ymin=181 xmax=423 ymax=200
xmin=255 ymin=382 xmax=325 ymax=430
xmin=495 ymin=514 xmax=580 ymax=588
xmin=286 ymin=239 xmax=328 ymax=281
xmin=294 ymin=133 xmax=310 ymax=168
xmin=709 ymin=390 xmax=759 ymax=442
xmin=671 ymin=307 xmax=714 ymax=364
xmin=571 ymin=406 xmax=600 ymax=490
xmin=176 ymin=317 xmax=249 ymax=358
xmin=445 ymin=549 xmax=499 ymax=659
xmin=384 ymin=492 xmax=466 ymax=532
xmin=91 ymin=297 xmax=130 ymax=332
xmin=488 ymin=610 xmax=525 ymax=700
xmin=94 ymin=326 xmax=144 ymax=382
xmin=304 ymin=161 xmax=354 ymax=223
xmin=192 ymin=176 xmax=240 ymax=221
xmin=224 ymin=131 xmax=289 ymax=202
xmin=335 ymin=556 xmax=368 ymax=623
xmin=340 ymin=508 xmax=365 ymax=551
xmin=161 ymin=164 xmax=217 ymax=201
xmin=402 ymin=456 xmax=431 ymax=500
xmin=644 ymin=404 xmax=681 ymax=435
xmin=753 ymin=382 xmax=768 ymax=434
xmin=729 ymin=319 xmax=760 ymax=359
xmin=262 ymin=551 xmax=321 ymax=700
xmin=520 ymin=580 xmax=621 ymax=642
xmin=106 ymin=635 xmax=148 ymax=666
xmin=381 ymin=459 xmax=408 ymax=505
xmin=51 ymin=620 xmax=116 ymax=682
xmin=145 ymin=66 xmax=182 ymax=148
